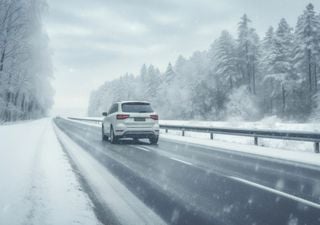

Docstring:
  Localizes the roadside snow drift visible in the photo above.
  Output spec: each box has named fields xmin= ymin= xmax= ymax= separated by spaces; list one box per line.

xmin=0 ymin=118 xmax=101 ymax=225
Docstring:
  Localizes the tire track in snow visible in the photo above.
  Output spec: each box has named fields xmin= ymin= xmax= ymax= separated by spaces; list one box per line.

xmin=23 ymin=120 xmax=50 ymax=225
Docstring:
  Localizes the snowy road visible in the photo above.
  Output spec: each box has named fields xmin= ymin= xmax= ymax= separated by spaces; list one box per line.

xmin=0 ymin=119 xmax=101 ymax=225
xmin=54 ymin=117 xmax=320 ymax=225
xmin=1 ymin=118 xmax=319 ymax=225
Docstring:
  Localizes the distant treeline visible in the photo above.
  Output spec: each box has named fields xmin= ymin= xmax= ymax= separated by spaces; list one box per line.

xmin=88 ymin=4 xmax=320 ymax=122
xmin=0 ymin=0 xmax=53 ymax=122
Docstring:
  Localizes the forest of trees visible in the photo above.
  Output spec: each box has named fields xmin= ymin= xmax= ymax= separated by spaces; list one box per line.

xmin=88 ymin=3 xmax=320 ymax=122
xmin=0 ymin=0 xmax=53 ymax=122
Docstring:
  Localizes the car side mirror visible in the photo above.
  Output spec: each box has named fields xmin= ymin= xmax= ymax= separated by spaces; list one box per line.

xmin=102 ymin=112 xmax=108 ymax=116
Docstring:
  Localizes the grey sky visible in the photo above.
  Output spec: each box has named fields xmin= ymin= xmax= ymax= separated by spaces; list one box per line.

xmin=45 ymin=0 xmax=319 ymax=116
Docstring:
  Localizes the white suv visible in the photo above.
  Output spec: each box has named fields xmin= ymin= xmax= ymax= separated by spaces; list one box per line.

xmin=101 ymin=101 xmax=160 ymax=144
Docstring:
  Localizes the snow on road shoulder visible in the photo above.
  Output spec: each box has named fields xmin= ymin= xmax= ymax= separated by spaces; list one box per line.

xmin=63 ymin=117 xmax=101 ymax=128
xmin=160 ymin=133 xmax=320 ymax=167
xmin=0 ymin=118 xmax=101 ymax=225
xmin=160 ymin=117 xmax=320 ymax=132
xmin=160 ymin=118 xmax=320 ymax=155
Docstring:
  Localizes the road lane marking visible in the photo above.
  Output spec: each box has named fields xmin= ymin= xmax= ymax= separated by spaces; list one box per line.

xmin=131 ymin=144 xmax=320 ymax=209
xmin=169 ymin=157 xmax=193 ymax=166
xmin=133 ymin=146 xmax=150 ymax=152
xmin=59 ymin=124 xmax=320 ymax=210
xmin=229 ymin=176 xmax=320 ymax=209
xmin=141 ymin=145 xmax=195 ymax=167
xmin=142 ymin=145 xmax=166 ymax=152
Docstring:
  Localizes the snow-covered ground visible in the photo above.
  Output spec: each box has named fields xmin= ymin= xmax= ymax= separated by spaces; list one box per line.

xmin=0 ymin=118 xmax=101 ymax=225
xmin=161 ymin=116 xmax=320 ymax=133
xmin=161 ymin=117 xmax=320 ymax=154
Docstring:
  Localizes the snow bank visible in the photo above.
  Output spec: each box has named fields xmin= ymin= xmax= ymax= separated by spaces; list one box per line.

xmin=160 ymin=133 xmax=320 ymax=167
xmin=0 ymin=119 xmax=101 ymax=225
xmin=160 ymin=117 xmax=320 ymax=132
xmin=64 ymin=117 xmax=101 ymax=128
xmin=160 ymin=118 xmax=320 ymax=153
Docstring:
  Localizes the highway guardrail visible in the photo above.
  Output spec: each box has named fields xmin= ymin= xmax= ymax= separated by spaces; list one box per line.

xmin=67 ymin=117 xmax=320 ymax=153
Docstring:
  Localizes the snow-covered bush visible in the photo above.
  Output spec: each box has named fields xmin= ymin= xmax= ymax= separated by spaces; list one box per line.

xmin=225 ymin=86 xmax=260 ymax=121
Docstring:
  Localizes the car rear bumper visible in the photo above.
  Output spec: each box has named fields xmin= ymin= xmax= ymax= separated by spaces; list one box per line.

xmin=121 ymin=131 xmax=158 ymax=139
xmin=114 ymin=127 xmax=159 ymax=139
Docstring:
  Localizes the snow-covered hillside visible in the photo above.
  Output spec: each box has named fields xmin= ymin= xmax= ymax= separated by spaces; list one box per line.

xmin=0 ymin=119 xmax=100 ymax=225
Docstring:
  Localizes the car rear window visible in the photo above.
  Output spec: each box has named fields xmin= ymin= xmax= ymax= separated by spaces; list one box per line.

xmin=121 ymin=103 xmax=153 ymax=113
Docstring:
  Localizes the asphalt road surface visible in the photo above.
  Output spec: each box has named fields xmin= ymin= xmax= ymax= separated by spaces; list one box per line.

xmin=54 ymin=117 xmax=320 ymax=225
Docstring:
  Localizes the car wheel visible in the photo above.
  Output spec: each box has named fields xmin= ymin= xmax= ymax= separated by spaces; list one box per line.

xmin=102 ymin=125 xmax=108 ymax=141
xmin=149 ymin=136 xmax=159 ymax=145
xmin=110 ymin=126 xmax=118 ymax=144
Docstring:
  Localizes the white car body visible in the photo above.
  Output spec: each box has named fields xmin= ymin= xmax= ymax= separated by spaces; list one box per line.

xmin=101 ymin=101 xmax=160 ymax=144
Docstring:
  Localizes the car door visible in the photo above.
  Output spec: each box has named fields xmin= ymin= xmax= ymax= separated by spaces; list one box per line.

xmin=103 ymin=104 xmax=113 ymax=135
xmin=105 ymin=103 xmax=117 ymax=135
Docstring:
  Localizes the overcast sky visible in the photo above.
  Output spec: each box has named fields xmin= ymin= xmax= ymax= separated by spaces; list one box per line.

xmin=45 ymin=0 xmax=319 ymax=116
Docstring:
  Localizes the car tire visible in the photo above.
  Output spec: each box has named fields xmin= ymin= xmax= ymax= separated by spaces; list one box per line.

xmin=110 ymin=126 xmax=118 ymax=144
xmin=149 ymin=136 xmax=159 ymax=145
xmin=102 ymin=125 xmax=108 ymax=141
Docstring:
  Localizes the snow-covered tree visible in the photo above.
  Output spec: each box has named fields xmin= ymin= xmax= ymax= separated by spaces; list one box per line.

xmin=259 ymin=27 xmax=275 ymax=114
xmin=87 ymin=3 xmax=320 ymax=122
xmin=192 ymin=76 xmax=227 ymax=120
xmin=0 ymin=0 xmax=53 ymax=121
xmin=144 ymin=65 xmax=161 ymax=101
xmin=163 ymin=63 xmax=175 ymax=84
xmin=261 ymin=19 xmax=296 ymax=117
xmin=214 ymin=30 xmax=239 ymax=89
xmin=292 ymin=3 xmax=320 ymax=106
xmin=237 ymin=14 xmax=260 ymax=94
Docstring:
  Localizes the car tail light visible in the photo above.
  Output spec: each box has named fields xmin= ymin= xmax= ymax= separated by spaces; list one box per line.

xmin=117 ymin=114 xmax=129 ymax=120
xmin=150 ymin=114 xmax=159 ymax=120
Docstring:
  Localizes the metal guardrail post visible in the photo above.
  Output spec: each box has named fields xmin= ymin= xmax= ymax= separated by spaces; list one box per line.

xmin=165 ymin=129 xmax=168 ymax=133
xmin=210 ymin=132 xmax=213 ymax=140
xmin=182 ymin=129 xmax=185 ymax=136
xmin=314 ymin=142 xmax=320 ymax=153
xmin=254 ymin=136 xmax=258 ymax=146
